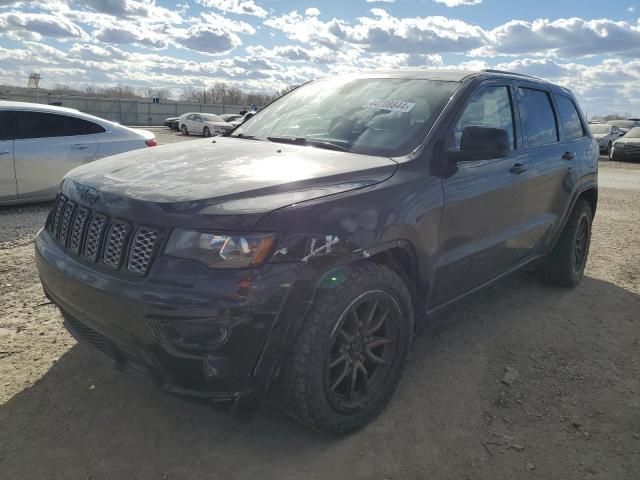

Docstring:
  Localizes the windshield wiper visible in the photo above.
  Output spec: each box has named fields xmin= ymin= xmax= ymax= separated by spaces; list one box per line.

xmin=229 ymin=133 xmax=259 ymax=140
xmin=267 ymin=136 xmax=351 ymax=152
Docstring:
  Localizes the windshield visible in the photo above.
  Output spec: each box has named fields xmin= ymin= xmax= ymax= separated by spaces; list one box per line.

xmin=232 ymin=77 xmax=460 ymax=157
xmin=203 ymin=114 xmax=224 ymax=122
xmin=608 ymin=120 xmax=634 ymax=128
xmin=589 ymin=124 xmax=610 ymax=134
xmin=623 ymin=127 xmax=640 ymax=138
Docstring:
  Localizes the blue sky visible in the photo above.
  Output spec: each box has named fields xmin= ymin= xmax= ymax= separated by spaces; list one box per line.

xmin=1 ymin=0 xmax=639 ymax=115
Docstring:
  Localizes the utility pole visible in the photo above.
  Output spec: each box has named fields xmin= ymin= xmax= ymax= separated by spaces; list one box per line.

xmin=203 ymin=81 xmax=206 ymax=104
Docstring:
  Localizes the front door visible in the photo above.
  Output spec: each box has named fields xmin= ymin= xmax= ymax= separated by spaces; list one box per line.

xmin=432 ymin=83 xmax=530 ymax=306
xmin=0 ymin=111 xmax=17 ymax=202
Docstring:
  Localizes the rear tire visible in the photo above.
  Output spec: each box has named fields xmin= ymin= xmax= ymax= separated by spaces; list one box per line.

xmin=277 ymin=262 xmax=413 ymax=435
xmin=537 ymin=199 xmax=592 ymax=287
xmin=181 ymin=125 xmax=189 ymax=136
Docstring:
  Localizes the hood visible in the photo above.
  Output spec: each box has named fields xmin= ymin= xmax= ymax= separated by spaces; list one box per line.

xmin=205 ymin=121 xmax=233 ymax=129
xmin=65 ymin=136 xmax=397 ymax=213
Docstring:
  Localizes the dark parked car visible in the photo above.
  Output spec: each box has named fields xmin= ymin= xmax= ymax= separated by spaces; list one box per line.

xmin=36 ymin=69 xmax=598 ymax=435
xmin=610 ymin=127 xmax=640 ymax=161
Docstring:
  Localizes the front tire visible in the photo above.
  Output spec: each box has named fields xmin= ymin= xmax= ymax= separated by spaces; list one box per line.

xmin=607 ymin=142 xmax=612 ymax=158
xmin=277 ymin=262 xmax=413 ymax=435
xmin=181 ymin=124 xmax=189 ymax=135
xmin=537 ymin=199 xmax=593 ymax=287
xmin=203 ymin=126 xmax=211 ymax=137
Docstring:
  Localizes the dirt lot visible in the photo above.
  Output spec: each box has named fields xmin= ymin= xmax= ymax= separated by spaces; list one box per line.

xmin=1 ymin=139 xmax=639 ymax=479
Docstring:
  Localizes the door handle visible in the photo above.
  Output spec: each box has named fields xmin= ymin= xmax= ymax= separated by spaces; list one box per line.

xmin=71 ymin=144 xmax=89 ymax=150
xmin=562 ymin=152 xmax=576 ymax=161
xmin=510 ymin=163 xmax=528 ymax=174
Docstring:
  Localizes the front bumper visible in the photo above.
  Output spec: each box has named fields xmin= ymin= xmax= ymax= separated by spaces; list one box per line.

xmin=35 ymin=228 xmax=304 ymax=407
xmin=611 ymin=146 xmax=640 ymax=161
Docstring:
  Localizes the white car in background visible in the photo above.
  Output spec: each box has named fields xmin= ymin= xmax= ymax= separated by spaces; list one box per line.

xmin=178 ymin=112 xmax=234 ymax=137
xmin=0 ymin=101 xmax=157 ymax=205
xmin=589 ymin=123 xmax=624 ymax=156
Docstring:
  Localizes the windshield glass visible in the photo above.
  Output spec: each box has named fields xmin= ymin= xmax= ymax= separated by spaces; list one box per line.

xmin=608 ymin=120 xmax=634 ymax=129
xmin=589 ymin=124 xmax=610 ymax=134
xmin=232 ymin=77 xmax=460 ymax=157
xmin=203 ymin=114 xmax=224 ymax=122
xmin=623 ymin=127 xmax=640 ymax=138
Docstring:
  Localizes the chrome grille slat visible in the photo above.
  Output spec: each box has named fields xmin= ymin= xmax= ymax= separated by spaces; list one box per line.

xmin=57 ymin=201 xmax=76 ymax=245
xmin=127 ymin=228 xmax=158 ymax=275
xmin=52 ymin=196 xmax=67 ymax=237
xmin=46 ymin=199 xmax=159 ymax=276
xmin=69 ymin=208 xmax=89 ymax=254
xmin=102 ymin=221 xmax=130 ymax=268
xmin=83 ymin=214 xmax=107 ymax=262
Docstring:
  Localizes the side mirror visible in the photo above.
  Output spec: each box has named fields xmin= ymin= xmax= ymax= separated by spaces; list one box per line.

xmin=446 ymin=126 xmax=510 ymax=162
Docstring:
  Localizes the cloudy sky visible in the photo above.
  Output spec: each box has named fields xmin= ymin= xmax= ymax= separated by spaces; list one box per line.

xmin=1 ymin=0 xmax=639 ymax=115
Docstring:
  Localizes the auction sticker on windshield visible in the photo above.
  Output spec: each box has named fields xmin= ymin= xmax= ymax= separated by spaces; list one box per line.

xmin=366 ymin=99 xmax=416 ymax=113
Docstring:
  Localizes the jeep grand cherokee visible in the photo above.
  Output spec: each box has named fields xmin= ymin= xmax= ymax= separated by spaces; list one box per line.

xmin=36 ymin=69 xmax=598 ymax=435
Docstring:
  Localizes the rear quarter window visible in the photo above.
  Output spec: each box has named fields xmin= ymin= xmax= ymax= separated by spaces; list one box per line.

xmin=555 ymin=95 xmax=586 ymax=141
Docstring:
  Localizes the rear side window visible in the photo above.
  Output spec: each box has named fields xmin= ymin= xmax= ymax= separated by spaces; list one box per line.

xmin=16 ymin=112 xmax=105 ymax=139
xmin=518 ymin=88 xmax=558 ymax=147
xmin=454 ymin=86 xmax=516 ymax=150
xmin=64 ymin=116 xmax=106 ymax=135
xmin=555 ymin=95 xmax=585 ymax=140
xmin=0 ymin=111 xmax=16 ymax=140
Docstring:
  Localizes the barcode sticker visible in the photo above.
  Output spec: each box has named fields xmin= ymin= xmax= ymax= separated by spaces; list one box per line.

xmin=365 ymin=99 xmax=416 ymax=113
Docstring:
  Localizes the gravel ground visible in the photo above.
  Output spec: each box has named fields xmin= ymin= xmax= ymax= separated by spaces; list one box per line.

xmin=0 ymin=148 xmax=639 ymax=479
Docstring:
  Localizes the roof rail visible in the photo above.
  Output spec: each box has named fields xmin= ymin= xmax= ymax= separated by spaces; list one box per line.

xmin=481 ymin=69 xmax=543 ymax=81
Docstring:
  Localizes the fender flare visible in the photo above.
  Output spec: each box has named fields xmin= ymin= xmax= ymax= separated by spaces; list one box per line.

xmin=250 ymin=239 xmax=420 ymax=389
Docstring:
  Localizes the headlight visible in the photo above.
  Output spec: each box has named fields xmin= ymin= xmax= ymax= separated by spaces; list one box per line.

xmin=165 ymin=230 xmax=276 ymax=268
xmin=615 ymin=142 xmax=625 ymax=149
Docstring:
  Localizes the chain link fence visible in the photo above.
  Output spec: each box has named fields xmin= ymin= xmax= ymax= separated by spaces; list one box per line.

xmin=1 ymin=92 xmax=246 ymax=126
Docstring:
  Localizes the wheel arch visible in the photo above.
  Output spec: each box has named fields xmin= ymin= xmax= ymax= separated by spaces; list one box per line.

xmin=252 ymin=240 xmax=425 ymax=389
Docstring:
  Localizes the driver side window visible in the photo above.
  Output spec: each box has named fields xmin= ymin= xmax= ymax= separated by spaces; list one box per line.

xmin=452 ymin=86 xmax=516 ymax=151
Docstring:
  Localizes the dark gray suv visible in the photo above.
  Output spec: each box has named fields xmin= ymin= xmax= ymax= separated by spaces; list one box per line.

xmin=36 ymin=69 xmax=598 ymax=435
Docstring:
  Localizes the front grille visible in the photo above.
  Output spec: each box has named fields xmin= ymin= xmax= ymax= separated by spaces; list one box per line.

xmin=47 ymin=195 xmax=160 ymax=276
xmin=626 ymin=143 xmax=640 ymax=154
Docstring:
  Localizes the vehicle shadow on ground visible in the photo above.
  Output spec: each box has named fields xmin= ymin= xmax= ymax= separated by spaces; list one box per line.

xmin=1 ymin=273 xmax=638 ymax=480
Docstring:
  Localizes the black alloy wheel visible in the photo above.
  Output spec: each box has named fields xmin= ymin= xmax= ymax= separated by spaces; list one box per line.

xmin=324 ymin=290 xmax=400 ymax=413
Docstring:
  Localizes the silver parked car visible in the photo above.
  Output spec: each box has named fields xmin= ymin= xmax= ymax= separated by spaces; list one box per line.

xmin=589 ymin=123 xmax=624 ymax=155
xmin=178 ymin=113 xmax=234 ymax=137
xmin=0 ymin=101 xmax=157 ymax=205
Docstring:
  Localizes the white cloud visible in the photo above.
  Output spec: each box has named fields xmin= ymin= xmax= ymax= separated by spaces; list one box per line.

xmin=196 ymin=0 xmax=267 ymax=18
xmin=433 ymin=0 xmax=482 ymax=6
xmin=0 ymin=11 xmax=88 ymax=41
xmin=486 ymin=18 xmax=640 ymax=58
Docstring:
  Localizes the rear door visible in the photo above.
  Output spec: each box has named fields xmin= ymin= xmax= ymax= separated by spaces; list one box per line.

xmin=14 ymin=111 xmax=99 ymax=199
xmin=0 ymin=111 xmax=17 ymax=202
xmin=515 ymin=84 xmax=584 ymax=254
xmin=433 ymin=82 xmax=530 ymax=306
